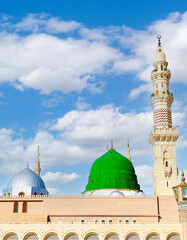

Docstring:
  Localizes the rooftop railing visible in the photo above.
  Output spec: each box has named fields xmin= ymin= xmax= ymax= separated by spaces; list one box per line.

xmin=0 ymin=194 xmax=155 ymax=199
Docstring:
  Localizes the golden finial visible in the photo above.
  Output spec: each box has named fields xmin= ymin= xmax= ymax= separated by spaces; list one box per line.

xmin=27 ymin=161 xmax=29 ymax=168
xmin=181 ymin=170 xmax=185 ymax=183
xmin=37 ymin=145 xmax=40 ymax=160
xmin=110 ymin=139 xmax=114 ymax=149
xmin=157 ymin=34 xmax=161 ymax=47
xmin=127 ymin=139 xmax=131 ymax=161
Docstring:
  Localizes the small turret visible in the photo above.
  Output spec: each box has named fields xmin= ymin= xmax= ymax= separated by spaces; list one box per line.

xmin=34 ymin=145 xmax=41 ymax=176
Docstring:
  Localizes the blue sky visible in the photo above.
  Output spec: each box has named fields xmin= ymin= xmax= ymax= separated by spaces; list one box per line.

xmin=0 ymin=0 xmax=187 ymax=195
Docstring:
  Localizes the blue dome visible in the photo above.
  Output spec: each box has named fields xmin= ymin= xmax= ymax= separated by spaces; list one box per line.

xmin=3 ymin=167 xmax=49 ymax=196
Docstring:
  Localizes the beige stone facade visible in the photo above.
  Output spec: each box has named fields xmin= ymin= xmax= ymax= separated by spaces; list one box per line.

xmin=0 ymin=195 xmax=184 ymax=239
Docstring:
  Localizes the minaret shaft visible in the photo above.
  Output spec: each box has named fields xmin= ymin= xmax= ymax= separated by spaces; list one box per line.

xmin=35 ymin=145 xmax=41 ymax=176
xmin=149 ymin=36 xmax=178 ymax=196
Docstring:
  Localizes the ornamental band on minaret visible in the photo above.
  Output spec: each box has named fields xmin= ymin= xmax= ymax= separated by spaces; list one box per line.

xmin=149 ymin=35 xmax=179 ymax=196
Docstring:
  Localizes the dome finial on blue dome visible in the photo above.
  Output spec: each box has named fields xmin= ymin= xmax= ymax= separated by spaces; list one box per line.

xmin=26 ymin=161 xmax=29 ymax=168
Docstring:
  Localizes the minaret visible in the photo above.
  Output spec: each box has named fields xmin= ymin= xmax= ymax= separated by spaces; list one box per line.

xmin=149 ymin=35 xmax=179 ymax=195
xmin=127 ymin=140 xmax=131 ymax=161
xmin=34 ymin=145 xmax=41 ymax=176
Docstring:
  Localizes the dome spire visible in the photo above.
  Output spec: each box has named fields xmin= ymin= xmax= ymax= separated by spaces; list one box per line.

xmin=127 ymin=140 xmax=131 ymax=161
xmin=110 ymin=139 xmax=114 ymax=150
xmin=157 ymin=34 xmax=161 ymax=47
xmin=34 ymin=145 xmax=41 ymax=176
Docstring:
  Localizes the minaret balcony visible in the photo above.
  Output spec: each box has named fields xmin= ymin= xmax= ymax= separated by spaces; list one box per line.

xmin=151 ymin=70 xmax=171 ymax=81
xmin=149 ymin=127 xmax=179 ymax=145
xmin=150 ymin=94 xmax=174 ymax=106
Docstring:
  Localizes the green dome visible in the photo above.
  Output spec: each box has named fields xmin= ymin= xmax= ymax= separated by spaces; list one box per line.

xmin=84 ymin=148 xmax=141 ymax=193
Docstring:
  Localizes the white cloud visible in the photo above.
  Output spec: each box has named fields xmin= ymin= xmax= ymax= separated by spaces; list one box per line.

xmin=1 ymin=12 xmax=187 ymax=95
xmin=135 ymin=165 xmax=153 ymax=187
xmin=43 ymin=171 xmax=81 ymax=186
xmin=42 ymin=93 xmax=64 ymax=108
xmin=75 ymin=97 xmax=91 ymax=110
xmin=15 ymin=13 xmax=81 ymax=33
xmin=128 ymin=83 xmax=152 ymax=100
xmin=47 ymin=187 xmax=60 ymax=195
xmin=0 ymin=32 xmax=122 ymax=94
xmin=0 ymin=105 xmax=185 ymax=176
xmin=49 ymin=105 xmax=153 ymax=154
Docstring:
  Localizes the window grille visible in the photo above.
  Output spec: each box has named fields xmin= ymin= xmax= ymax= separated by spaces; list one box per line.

xmin=146 ymin=235 xmax=160 ymax=240
xmin=106 ymin=234 xmax=120 ymax=240
xmin=45 ymin=234 xmax=60 ymax=240
xmin=22 ymin=202 xmax=27 ymax=213
xmin=66 ymin=234 xmax=79 ymax=240
xmin=25 ymin=234 xmax=39 ymax=240
xmin=13 ymin=202 xmax=18 ymax=213
xmin=85 ymin=234 xmax=99 ymax=240
xmin=167 ymin=234 xmax=181 ymax=240
xmin=4 ymin=234 xmax=19 ymax=240
xmin=126 ymin=234 xmax=140 ymax=240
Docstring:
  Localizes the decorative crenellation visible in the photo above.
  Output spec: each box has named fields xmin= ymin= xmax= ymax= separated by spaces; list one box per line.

xmin=149 ymin=128 xmax=179 ymax=145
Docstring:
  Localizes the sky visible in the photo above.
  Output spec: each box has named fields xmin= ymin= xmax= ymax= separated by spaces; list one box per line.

xmin=0 ymin=0 xmax=187 ymax=195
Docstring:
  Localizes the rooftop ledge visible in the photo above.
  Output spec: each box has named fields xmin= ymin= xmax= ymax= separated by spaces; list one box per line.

xmin=0 ymin=222 xmax=181 ymax=225
xmin=0 ymin=195 xmax=155 ymax=199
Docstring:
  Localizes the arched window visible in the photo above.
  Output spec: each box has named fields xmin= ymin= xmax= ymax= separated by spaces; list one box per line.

xmin=105 ymin=234 xmax=120 ymax=240
xmin=146 ymin=234 xmax=160 ymax=240
xmin=34 ymin=192 xmax=37 ymax=196
xmin=85 ymin=234 xmax=99 ymax=240
xmin=167 ymin=234 xmax=181 ymax=240
xmin=3 ymin=233 xmax=19 ymax=240
xmin=41 ymin=193 xmax=44 ymax=196
xmin=22 ymin=202 xmax=27 ymax=213
xmin=44 ymin=234 xmax=60 ymax=240
xmin=24 ymin=233 xmax=39 ymax=240
xmin=65 ymin=234 xmax=79 ymax=240
xmin=126 ymin=234 xmax=140 ymax=240
xmin=19 ymin=192 xmax=25 ymax=196
xmin=13 ymin=202 xmax=18 ymax=213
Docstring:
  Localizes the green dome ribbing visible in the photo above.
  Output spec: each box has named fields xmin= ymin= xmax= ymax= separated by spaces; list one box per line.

xmin=84 ymin=149 xmax=141 ymax=193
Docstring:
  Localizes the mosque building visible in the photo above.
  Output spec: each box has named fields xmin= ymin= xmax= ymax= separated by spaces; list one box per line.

xmin=0 ymin=36 xmax=186 ymax=240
